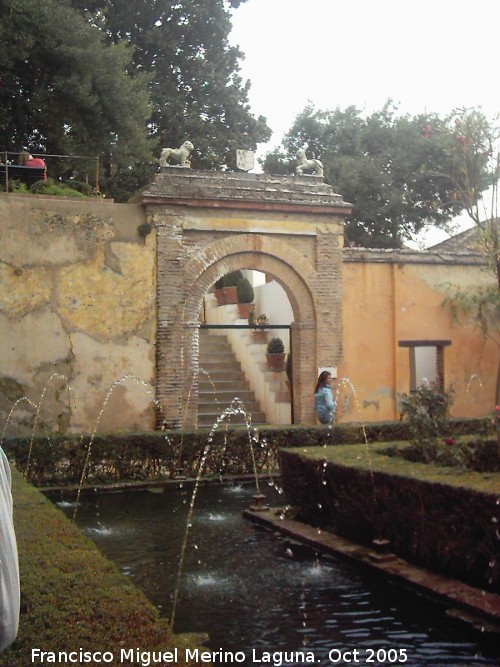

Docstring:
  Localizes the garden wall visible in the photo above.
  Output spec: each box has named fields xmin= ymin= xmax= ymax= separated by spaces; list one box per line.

xmin=0 ymin=193 xmax=156 ymax=435
xmin=279 ymin=448 xmax=500 ymax=594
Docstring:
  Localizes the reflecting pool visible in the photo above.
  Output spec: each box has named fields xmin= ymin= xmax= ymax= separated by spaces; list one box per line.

xmin=54 ymin=482 xmax=499 ymax=666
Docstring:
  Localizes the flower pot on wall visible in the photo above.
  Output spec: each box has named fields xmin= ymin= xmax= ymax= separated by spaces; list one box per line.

xmin=266 ymin=337 xmax=285 ymax=371
xmin=214 ymin=288 xmax=226 ymax=306
xmin=223 ymin=286 xmax=238 ymax=304
xmin=266 ymin=353 xmax=286 ymax=372
xmin=238 ymin=302 xmax=255 ymax=318
xmin=222 ymin=270 xmax=243 ymax=305
xmin=252 ymin=329 xmax=269 ymax=344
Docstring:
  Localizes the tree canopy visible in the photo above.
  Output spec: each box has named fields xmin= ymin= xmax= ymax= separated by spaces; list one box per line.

xmin=0 ymin=0 xmax=153 ymax=179
xmin=262 ymin=103 xmax=493 ymax=248
xmin=1 ymin=0 xmax=271 ymax=198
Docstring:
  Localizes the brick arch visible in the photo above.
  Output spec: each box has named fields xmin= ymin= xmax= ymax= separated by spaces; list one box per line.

xmin=180 ymin=235 xmax=321 ymax=426
xmin=149 ymin=174 xmax=347 ymax=429
xmin=183 ymin=234 xmax=317 ymax=325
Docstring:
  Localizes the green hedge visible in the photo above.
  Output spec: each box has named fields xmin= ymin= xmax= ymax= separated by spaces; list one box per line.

xmin=3 ymin=418 xmax=488 ymax=487
xmin=3 ymin=469 xmax=202 ymax=665
xmin=279 ymin=444 xmax=500 ymax=594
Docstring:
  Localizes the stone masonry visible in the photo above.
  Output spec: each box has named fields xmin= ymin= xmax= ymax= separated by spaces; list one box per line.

xmin=137 ymin=169 xmax=351 ymax=428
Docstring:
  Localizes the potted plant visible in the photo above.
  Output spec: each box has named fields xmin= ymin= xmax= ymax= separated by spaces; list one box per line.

xmin=266 ymin=337 xmax=285 ymax=371
xmin=237 ymin=277 xmax=255 ymax=318
xmin=249 ymin=311 xmax=269 ymax=343
xmin=213 ymin=277 xmax=225 ymax=306
xmin=222 ymin=270 xmax=243 ymax=305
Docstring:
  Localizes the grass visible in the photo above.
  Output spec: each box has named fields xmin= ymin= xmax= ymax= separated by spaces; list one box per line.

xmin=302 ymin=442 xmax=500 ymax=495
xmin=3 ymin=468 xmax=203 ymax=665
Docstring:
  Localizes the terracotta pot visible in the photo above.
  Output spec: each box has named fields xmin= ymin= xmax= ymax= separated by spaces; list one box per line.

xmin=252 ymin=329 xmax=268 ymax=344
xmin=266 ymin=352 xmax=285 ymax=372
xmin=223 ymin=286 xmax=238 ymax=304
xmin=214 ymin=288 xmax=226 ymax=306
xmin=238 ymin=302 xmax=255 ymax=318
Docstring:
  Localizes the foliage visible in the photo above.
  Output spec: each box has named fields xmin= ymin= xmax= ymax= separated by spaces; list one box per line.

xmin=237 ymin=277 xmax=254 ymax=303
xmin=4 ymin=177 xmax=87 ymax=197
xmin=280 ymin=445 xmax=500 ymax=592
xmin=137 ymin=222 xmax=153 ymax=238
xmin=1 ymin=0 xmax=270 ymax=201
xmin=399 ymin=383 xmax=455 ymax=462
xmin=222 ymin=270 xmax=243 ymax=287
xmin=444 ymin=282 xmax=500 ymax=347
xmin=438 ymin=109 xmax=500 ymax=405
xmin=262 ymin=102 xmax=492 ymax=248
xmin=286 ymin=352 xmax=293 ymax=382
xmin=267 ymin=337 xmax=284 ymax=354
xmin=3 ymin=418 xmax=488 ymax=486
xmin=248 ymin=309 xmax=269 ymax=328
xmin=69 ymin=0 xmax=271 ymax=191
xmin=29 ymin=178 xmax=85 ymax=197
xmin=0 ymin=0 xmax=154 ymax=187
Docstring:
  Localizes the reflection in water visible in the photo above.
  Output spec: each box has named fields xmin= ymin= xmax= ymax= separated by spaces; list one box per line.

xmin=53 ymin=482 xmax=499 ymax=666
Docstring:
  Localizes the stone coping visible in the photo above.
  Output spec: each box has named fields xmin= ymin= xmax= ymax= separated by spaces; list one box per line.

xmin=135 ymin=169 xmax=353 ymax=213
xmin=343 ymin=246 xmax=487 ymax=265
xmin=243 ymin=507 xmax=500 ymax=634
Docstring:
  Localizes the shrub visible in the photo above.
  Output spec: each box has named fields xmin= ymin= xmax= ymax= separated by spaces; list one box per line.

xmin=30 ymin=178 xmax=84 ymax=197
xmin=399 ymin=383 xmax=455 ymax=462
xmin=222 ymin=270 xmax=243 ymax=287
xmin=267 ymin=337 xmax=284 ymax=354
xmin=237 ymin=277 xmax=254 ymax=303
xmin=63 ymin=180 xmax=94 ymax=196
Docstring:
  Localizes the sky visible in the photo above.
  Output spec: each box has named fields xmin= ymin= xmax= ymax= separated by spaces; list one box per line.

xmin=228 ymin=0 xmax=500 ymax=246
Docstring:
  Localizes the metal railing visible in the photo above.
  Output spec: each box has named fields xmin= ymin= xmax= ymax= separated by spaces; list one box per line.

xmin=1 ymin=151 xmax=99 ymax=193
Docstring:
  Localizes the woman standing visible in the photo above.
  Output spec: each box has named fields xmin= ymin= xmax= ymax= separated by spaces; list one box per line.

xmin=314 ymin=370 xmax=336 ymax=425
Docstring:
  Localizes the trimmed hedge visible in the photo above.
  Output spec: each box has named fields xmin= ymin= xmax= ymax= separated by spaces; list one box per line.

xmin=279 ymin=444 xmax=500 ymax=594
xmin=3 ymin=418 xmax=488 ymax=487
xmin=3 ymin=469 xmax=203 ymax=665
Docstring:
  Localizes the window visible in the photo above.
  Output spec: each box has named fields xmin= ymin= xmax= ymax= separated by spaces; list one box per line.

xmin=398 ymin=340 xmax=451 ymax=391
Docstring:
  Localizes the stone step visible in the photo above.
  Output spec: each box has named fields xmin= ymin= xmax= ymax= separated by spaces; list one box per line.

xmin=198 ymin=329 xmax=266 ymax=425
xmin=199 ymin=389 xmax=255 ymax=402
xmin=199 ymin=358 xmax=243 ymax=370
xmin=198 ymin=370 xmax=247 ymax=383
xmin=199 ymin=396 xmax=262 ymax=410
xmin=198 ymin=409 xmax=267 ymax=426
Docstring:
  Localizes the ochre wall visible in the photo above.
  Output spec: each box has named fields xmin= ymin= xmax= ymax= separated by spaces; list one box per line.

xmin=0 ymin=194 xmax=156 ymax=435
xmin=340 ymin=256 xmax=496 ymax=422
xmin=0 ymin=193 xmax=495 ymax=435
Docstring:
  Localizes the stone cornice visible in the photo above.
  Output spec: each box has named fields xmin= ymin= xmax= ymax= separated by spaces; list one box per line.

xmin=343 ymin=247 xmax=487 ymax=266
xmin=134 ymin=169 xmax=352 ymax=216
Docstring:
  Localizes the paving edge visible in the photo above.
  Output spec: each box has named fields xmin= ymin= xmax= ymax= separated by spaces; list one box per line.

xmin=243 ymin=507 xmax=500 ymax=635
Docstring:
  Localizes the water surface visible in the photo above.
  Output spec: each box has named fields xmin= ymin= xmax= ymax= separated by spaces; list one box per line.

xmin=55 ymin=482 xmax=499 ymax=666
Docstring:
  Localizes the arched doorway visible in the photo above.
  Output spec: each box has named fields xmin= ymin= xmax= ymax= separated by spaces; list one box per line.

xmin=140 ymin=169 xmax=351 ymax=428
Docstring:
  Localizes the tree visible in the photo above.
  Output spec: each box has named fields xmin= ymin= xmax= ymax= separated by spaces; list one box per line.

xmin=444 ymin=108 xmax=500 ymax=287
xmin=70 ymin=0 xmax=271 ymax=178
xmin=440 ymin=108 xmax=500 ymax=408
xmin=262 ymin=102 xmax=490 ymax=248
xmin=0 ymin=0 xmax=154 ymax=184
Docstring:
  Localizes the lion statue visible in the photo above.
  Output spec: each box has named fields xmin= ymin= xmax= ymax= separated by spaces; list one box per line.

xmin=159 ymin=140 xmax=194 ymax=168
xmin=295 ymin=148 xmax=324 ymax=177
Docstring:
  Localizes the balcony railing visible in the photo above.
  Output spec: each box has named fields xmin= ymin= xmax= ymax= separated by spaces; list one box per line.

xmin=1 ymin=151 xmax=99 ymax=193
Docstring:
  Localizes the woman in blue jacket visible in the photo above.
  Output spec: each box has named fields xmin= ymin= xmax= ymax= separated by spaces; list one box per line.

xmin=314 ymin=370 xmax=336 ymax=425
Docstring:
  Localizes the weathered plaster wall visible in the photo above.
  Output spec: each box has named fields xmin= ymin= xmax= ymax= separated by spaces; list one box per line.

xmin=0 ymin=194 xmax=156 ymax=435
xmin=340 ymin=252 xmax=496 ymax=421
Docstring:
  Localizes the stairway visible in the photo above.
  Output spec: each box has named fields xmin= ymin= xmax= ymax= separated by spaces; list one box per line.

xmin=198 ymin=329 xmax=267 ymax=426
